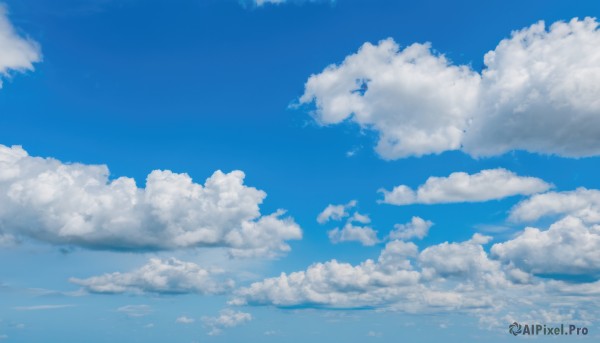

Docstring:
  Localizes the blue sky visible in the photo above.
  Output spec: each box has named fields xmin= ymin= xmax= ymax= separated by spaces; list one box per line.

xmin=2 ymin=0 xmax=600 ymax=342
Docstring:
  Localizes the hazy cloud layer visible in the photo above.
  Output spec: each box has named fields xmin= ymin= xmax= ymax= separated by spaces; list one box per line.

xmin=301 ymin=18 xmax=600 ymax=159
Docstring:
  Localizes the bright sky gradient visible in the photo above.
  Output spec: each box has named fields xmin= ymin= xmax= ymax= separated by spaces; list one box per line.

xmin=2 ymin=0 xmax=600 ymax=342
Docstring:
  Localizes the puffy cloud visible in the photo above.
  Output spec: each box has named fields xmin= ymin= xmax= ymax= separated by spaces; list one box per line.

xmin=418 ymin=234 xmax=505 ymax=283
xmin=0 ymin=145 xmax=301 ymax=257
xmin=463 ymin=18 xmax=600 ymax=157
xmin=0 ymin=5 xmax=41 ymax=87
xmin=70 ymin=258 xmax=233 ymax=295
xmin=318 ymin=201 xmax=377 ymax=245
xmin=231 ymin=234 xmax=564 ymax=321
xmin=380 ymin=169 xmax=551 ymax=205
xmin=498 ymin=188 xmax=600 ymax=277
xmin=349 ymin=212 xmax=370 ymax=224
xmin=232 ymin=237 xmax=522 ymax=311
xmin=328 ymin=223 xmax=379 ymax=246
xmin=509 ymin=188 xmax=600 ymax=223
xmin=301 ymin=18 xmax=600 ymax=159
xmin=300 ymin=39 xmax=480 ymax=159
xmin=231 ymin=240 xmax=422 ymax=308
xmin=389 ymin=217 xmax=432 ymax=240
xmin=492 ymin=216 xmax=600 ymax=276
xmin=316 ymin=200 xmax=356 ymax=224
xmin=202 ymin=309 xmax=252 ymax=336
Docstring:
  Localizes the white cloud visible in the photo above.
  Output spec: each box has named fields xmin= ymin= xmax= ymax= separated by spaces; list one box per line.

xmin=492 ymin=216 xmax=600 ymax=276
xmin=70 ymin=258 xmax=233 ymax=295
xmin=380 ymin=169 xmax=551 ymax=205
xmin=0 ymin=145 xmax=301 ymax=257
xmin=316 ymin=200 xmax=356 ymax=223
xmin=231 ymin=240 xmax=423 ymax=308
xmin=14 ymin=304 xmax=75 ymax=311
xmin=328 ymin=223 xmax=379 ymax=246
xmin=349 ymin=212 xmax=370 ymax=224
xmin=117 ymin=305 xmax=152 ymax=317
xmin=300 ymin=39 xmax=480 ymax=159
xmin=509 ymin=188 xmax=600 ymax=223
xmin=496 ymin=188 xmax=600 ymax=277
xmin=418 ymin=234 xmax=503 ymax=282
xmin=301 ymin=18 xmax=600 ymax=159
xmin=389 ymin=217 xmax=432 ymax=240
xmin=176 ymin=316 xmax=195 ymax=324
xmin=0 ymin=5 xmax=41 ymax=88
xmin=255 ymin=0 xmax=284 ymax=5
xmin=231 ymin=235 xmax=548 ymax=319
xmin=318 ymin=201 xmax=376 ymax=245
xmin=202 ymin=309 xmax=252 ymax=336
xmin=463 ymin=18 xmax=600 ymax=157
xmin=253 ymin=0 xmax=331 ymax=6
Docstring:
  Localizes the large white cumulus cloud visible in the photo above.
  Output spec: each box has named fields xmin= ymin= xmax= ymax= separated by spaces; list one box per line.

xmin=492 ymin=216 xmax=600 ymax=276
xmin=0 ymin=145 xmax=301 ymax=257
xmin=301 ymin=17 xmax=600 ymax=159
xmin=464 ymin=18 xmax=600 ymax=156
xmin=301 ymin=39 xmax=480 ymax=159
xmin=231 ymin=234 xmax=600 ymax=325
xmin=0 ymin=5 xmax=41 ymax=88
xmin=492 ymin=188 xmax=600 ymax=276
xmin=231 ymin=240 xmax=422 ymax=308
xmin=231 ymin=237 xmax=527 ymax=311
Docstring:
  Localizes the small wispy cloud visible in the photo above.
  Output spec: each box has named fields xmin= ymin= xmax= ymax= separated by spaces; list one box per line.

xmin=117 ymin=305 xmax=152 ymax=317
xmin=202 ymin=309 xmax=252 ymax=336
xmin=176 ymin=316 xmax=195 ymax=324
xmin=14 ymin=304 xmax=75 ymax=311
